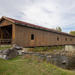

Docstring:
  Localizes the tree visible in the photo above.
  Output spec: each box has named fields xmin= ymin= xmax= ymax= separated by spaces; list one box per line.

xmin=70 ymin=31 xmax=75 ymax=35
xmin=56 ymin=26 xmax=62 ymax=31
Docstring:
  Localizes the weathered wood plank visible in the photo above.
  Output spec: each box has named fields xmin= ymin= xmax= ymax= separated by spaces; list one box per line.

xmin=12 ymin=24 xmax=15 ymax=44
xmin=15 ymin=25 xmax=75 ymax=47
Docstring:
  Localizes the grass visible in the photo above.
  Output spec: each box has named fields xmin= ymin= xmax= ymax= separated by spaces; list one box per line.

xmin=29 ymin=46 xmax=65 ymax=52
xmin=0 ymin=46 xmax=11 ymax=50
xmin=0 ymin=46 xmax=75 ymax=75
xmin=0 ymin=55 xmax=75 ymax=75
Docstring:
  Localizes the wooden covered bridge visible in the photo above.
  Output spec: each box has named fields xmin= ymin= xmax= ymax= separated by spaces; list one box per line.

xmin=0 ymin=16 xmax=75 ymax=47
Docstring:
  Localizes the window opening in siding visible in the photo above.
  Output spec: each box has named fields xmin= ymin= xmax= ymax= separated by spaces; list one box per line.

xmin=70 ymin=39 xmax=72 ymax=41
xmin=31 ymin=34 xmax=34 ymax=40
xmin=57 ymin=37 xmax=59 ymax=41
xmin=65 ymin=38 xmax=67 ymax=41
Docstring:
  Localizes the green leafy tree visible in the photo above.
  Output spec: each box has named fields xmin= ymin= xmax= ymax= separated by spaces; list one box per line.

xmin=56 ymin=27 xmax=62 ymax=31
xmin=70 ymin=31 xmax=75 ymax=35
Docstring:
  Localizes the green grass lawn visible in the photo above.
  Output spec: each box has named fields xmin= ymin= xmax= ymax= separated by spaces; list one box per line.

xmin=0 ymin=46 xmax=11 ymax=50
xmin=0 ymin=55 xmax=75 ymax=75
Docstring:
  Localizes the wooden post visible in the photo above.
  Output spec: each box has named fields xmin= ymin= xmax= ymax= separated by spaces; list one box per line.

xmin=0 ymin=38 xmax=1 ymax=47
xmin=12 ymin=24 xmax=15 ymax=46
xmin=11 ymin=38 xmax=12 ymax=46
xmin=1 ymin=29 xmax=3 ymax=39
xmin=0 ymin=28 xmax=3 ymax=44
xmin=61 ymin=44 xmax=63 ymax=50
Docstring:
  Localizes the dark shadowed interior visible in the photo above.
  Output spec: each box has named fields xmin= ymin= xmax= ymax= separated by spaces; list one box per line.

xmin=0 ymin=25 xmax=12 ymax=44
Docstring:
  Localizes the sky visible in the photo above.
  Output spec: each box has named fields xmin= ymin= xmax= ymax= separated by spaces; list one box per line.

xmin=0 ymin=0 xmax=75 ymax=33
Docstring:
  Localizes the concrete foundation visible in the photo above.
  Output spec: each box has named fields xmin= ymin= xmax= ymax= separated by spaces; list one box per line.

xmin=65 ymin=45 xmax=75 ymax=52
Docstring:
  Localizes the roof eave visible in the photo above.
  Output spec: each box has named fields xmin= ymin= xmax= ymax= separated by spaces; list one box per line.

xmin=15 ymin=22 xmax=75 ymax=37
xmin=0 ymin=16 xmax=15 ymax=23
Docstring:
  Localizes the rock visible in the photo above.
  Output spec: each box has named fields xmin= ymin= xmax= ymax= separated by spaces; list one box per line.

xmin=17 ymin=50 xmax=22 ymax=55
xmin=2 ymin=49 xmax=10 ymax=55
xmin=14 ymin=46 xmax=23 ymax=50
xmin=61 ymin=54 xmax=62 ymax=55
xmin=53 ymin=50 xmax=57 ymax=52
xmin=22 ymin=48 xmax=29 ymax=53
xmin=0 ymin=48 xmax=19 ymax=60
xmin=0 ymin=55 xmax=7 ymax=59
xmin=62 ymin=61 xmax=66 ymax=64
xmin=12 ymin=44 xmax=23 ymax=50
xmin=28 ymin=51 xmax=33 ymax=54
xmin=0 ymin=50 xmax=3 ymax=54
xmin=62 ymin=53 xmax=65 ymax=55
xmin=46 ymin=60 xmax=48 ymax=62
xmin=47 ymin=55 xmax=52 ymax=58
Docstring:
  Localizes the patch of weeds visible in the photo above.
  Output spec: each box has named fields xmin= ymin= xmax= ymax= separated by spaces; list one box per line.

xmin=28 ymin=46 xmax=65 ymax=53
xmin=43 ymin=57 xmax=46 ymax=61
xmin=27 ymin=58 xmax=33 ymax=63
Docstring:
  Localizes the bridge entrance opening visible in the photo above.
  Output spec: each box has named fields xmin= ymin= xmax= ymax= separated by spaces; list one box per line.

xmin=0 ymin=25 xmax=12 ymax=45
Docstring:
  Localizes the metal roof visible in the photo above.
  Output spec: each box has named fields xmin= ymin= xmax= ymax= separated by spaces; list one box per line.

xmin=0 ymin=16 xmax=75 ymax=37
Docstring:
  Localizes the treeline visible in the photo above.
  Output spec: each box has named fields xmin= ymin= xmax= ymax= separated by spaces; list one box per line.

xmin=53 ymin=27 xmax=75 ymax=35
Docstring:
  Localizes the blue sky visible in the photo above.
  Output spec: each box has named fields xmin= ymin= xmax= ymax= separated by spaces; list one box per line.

xmin=0 ymin=0 xmax=75 ymax=33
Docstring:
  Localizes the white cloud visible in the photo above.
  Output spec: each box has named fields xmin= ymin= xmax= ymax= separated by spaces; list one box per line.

xmin=0 ymin=0 xmax=75 ymax=33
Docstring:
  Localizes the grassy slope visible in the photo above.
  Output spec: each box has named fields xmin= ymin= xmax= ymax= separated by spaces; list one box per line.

xmin=0 ymin=46 xmax=75 ymax=75
xmin=0 ymin=56 xmax=75 ymax=75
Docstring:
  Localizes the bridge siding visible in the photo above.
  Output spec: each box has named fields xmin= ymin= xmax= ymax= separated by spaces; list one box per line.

xmin=0 ymin=19 xmax=12 ymax=27
xmin=0 ymin=18 xmax=75 ymax=47
xmin=15 ymin=25 xmax=75 ymax=47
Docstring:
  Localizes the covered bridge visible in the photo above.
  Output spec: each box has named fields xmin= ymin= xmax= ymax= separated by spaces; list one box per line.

xmin=0 ymin=16 xmax=75 ymax=47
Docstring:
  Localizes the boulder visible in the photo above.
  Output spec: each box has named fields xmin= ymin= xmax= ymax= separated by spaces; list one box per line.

xmin=0 ymin=48 xmax=19 ymax=60
xmin=17 ymin=50 xmax=22 ymax=55
xmin=14 ymin=46 xmax=23 ymax=50
xmin=2 ymin=49 xmax=10 ymax=55
xmin=0 ymin=55 xmax=7 ymax=59
xmin=0 ymin=50 xmax=3 ymax=54
xmin=12 ymin=44 xmax=23 ymax=50
xmin=47 ymin=55 xmax=52 ymax=58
